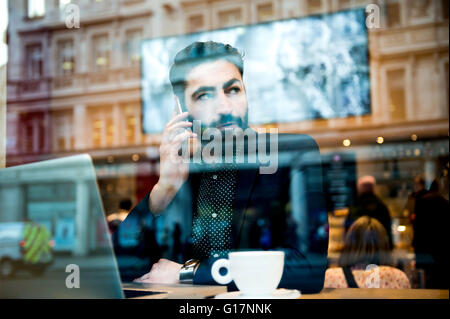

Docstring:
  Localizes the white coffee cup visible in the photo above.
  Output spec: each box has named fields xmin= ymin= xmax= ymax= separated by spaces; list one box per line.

xmin=211 ymin=251 xmax=284 ymax=296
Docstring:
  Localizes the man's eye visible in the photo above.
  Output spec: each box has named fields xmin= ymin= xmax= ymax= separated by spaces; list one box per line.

xmin=197 ymin=92 xmax=213 ymax=100
xmin=228 ymin=87 xmax=241 ymax=94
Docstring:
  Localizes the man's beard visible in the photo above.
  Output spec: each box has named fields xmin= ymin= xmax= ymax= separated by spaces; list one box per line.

xmin=188 ymin=112 xmax=249 ymax=136
xmin=188 ymin=112 xmax=249 ymax=161
xmin=208 ymin=113 xmax=248 ymax=131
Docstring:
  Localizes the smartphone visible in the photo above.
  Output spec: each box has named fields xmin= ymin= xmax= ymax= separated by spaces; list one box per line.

xmin=174 ymin=97 xmax=196 ymax=158
xmin=175 ymin=96 xmax=191 ymax=125
xmin=175 ymin=96 xmax=183 ymax=115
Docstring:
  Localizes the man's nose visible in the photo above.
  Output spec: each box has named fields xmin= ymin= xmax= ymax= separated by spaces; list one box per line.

xmin=216 ymin=92 xmax=233 ymax=115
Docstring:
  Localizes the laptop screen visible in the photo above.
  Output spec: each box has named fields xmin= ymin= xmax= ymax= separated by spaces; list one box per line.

xmin=0 ymin=155 xmax=123 ymax=298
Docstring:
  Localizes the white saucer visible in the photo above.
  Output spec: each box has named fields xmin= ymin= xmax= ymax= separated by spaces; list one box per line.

xmin=214 ymin=288 xmax=301 ymax=299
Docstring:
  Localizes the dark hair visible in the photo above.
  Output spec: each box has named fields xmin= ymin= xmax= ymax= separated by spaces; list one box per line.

xmin=169 ymin=41 xmax=244 ymax=111
xmin=338 ymin=216 xmax=392 ymax=269
xmin=119 ymin=199 xmax=132 ymax=211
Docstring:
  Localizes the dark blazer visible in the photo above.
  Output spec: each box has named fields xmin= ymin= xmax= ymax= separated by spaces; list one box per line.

xmin=119 ymin=133 xmax=329 ymax=294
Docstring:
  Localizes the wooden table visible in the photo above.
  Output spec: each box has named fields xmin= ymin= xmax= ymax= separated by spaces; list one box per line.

xmin=122 ymin=282 xmax=448 ymax=299
xmin=300 ymin=288 xmax=448 ymax=299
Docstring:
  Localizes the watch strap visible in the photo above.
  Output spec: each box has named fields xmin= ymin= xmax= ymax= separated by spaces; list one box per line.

xmin=179 ymin=259 xmax=200 ymax=283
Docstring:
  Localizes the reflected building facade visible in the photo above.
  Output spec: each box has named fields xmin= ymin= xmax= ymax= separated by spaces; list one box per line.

xmin=5 ymin=0 xmax=449 ymax=255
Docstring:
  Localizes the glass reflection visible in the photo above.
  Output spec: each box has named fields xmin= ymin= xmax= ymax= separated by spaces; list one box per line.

xmin=1 ymin=0 xmax=449 ymax=298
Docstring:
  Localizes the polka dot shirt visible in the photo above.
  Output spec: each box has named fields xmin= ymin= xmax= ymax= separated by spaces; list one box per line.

xmin=192 ymin=163 xmax=238 ymax=259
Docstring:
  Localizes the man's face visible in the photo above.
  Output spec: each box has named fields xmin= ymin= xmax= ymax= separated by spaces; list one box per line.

xmin=183 ymin=60 xmax=248 ymax=130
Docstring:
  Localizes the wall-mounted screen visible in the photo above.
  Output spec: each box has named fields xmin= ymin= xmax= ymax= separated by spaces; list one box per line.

xmin=141 ymin=8 xmax=370 ymax=133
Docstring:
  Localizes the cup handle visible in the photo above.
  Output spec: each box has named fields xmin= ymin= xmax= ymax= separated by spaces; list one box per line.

xmin=211 ymin=258 xmax=232 ymax=285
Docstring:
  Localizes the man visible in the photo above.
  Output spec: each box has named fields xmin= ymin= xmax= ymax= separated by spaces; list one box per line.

xmin=413 ymin=179 xmax=449 ymax=289
xmin=403 ymin=175 xmax=428 ymax=223
xmin=346 ymin=176 xmax=393 ymax=249
xmin=116 ymin=41 xmax=328 ymax=293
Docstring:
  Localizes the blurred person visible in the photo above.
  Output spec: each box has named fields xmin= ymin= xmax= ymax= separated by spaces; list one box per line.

xmin=325 ymin=216 xmax=410 ymax=289
xmin=160 ymin=226 xmax=170 ymax=257
xmin=109 ymin=199 xmax=133 ymax=251
xmin=403 ymin=175 xmax=428 ymax=223
xmin=412 ymin=179 xmax=449 ymax=289
xmin=346 ymin=175 xmax=393 ymax=249
xmin=172 ymin=223 xmax=183 ymax=263
xmin=117 ymin=41 xmax=328 ymax=293
xmin=137 ymin=218 xmax=161 ymax=266
xmin=107 ymin=198 xmax=133 ymax=231
xmin=120 ymin=198 xmax=133 ymax=211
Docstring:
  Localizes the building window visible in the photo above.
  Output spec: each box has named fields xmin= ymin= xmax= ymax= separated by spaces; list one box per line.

xmin=124 ymin=105 xmax=139 ymax=145
xmin=51 ymin=110 xmax=74 ymax=152
xmin=125 ymin=115 xmax=136 ymax=144
xmin=338 ymin=0 xmax=352 ymax=9
xmin=19 ymin=112 xmax=45 ymax=154
xmin=125 ymin=29 xmax=142 ymax=66
xmin=57 ymin=39 xmax=75 ymax=75
xmin=27 ymin=0 xmax=45 ymax=19
xmin=22 ymin=122 xmax=34 ymax=153
xmin=307 ymin=0 xmax=323 ymax=14
xmin=386 ymin=0 xmax=401 ymax=28
xmin=338 ymin=0 xmax=370 ymax=10
xmin=188 ymin=14 xmax=204 ymax=33
xmin=92 ymin=118 xmax=103 ymax=148
xmin=218 ymin=9 xmax=242 ymax=28
xmin=257 ymin=3 xmax=274 ymax=22
xmin=25 ymin=44 xmax=43 ymax=79
xmin=92 ymin=34 xmax=110 ymax=71
xmin=408 ymin=0 xmax=432 ymax=20
xmin=106 ymin=117 xmax=114 ymax=146
xmin=90 ymin=107 xmax=115 ymax=148
xmin=126 ymin=116 xmax=137 ymax=145
xmin=387 ymin=69 xmax=406 ymax=121
xmin=441 ymin=0 xmax=448 ymax=20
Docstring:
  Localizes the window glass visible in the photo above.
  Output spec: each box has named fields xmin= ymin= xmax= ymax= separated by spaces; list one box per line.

xmin=1 ymin=1 xmax=448 ymax=296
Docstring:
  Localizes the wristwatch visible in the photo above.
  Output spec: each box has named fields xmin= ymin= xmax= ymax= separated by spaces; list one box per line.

xmin=179 ymin=259 xmax=200 ymax=283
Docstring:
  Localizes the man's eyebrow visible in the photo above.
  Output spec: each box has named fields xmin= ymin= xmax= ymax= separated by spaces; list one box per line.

xmin=222 ymin=78 xmax=241 ymax=89
xmin=192 ymin=86 xmax=215 ymax=98
xmin=191 ymin=78 xmax=241 ymax=99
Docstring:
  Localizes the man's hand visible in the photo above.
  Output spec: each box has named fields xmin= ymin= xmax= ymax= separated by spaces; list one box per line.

xmin=134 ymin=258 xmax=183 ymax=284
xmin=149 ymin=109 xmax=196 ymax=214
xmin=159 ymin=110 xmax=194 ymax=188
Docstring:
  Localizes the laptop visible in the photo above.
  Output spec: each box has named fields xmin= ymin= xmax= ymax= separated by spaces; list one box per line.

xmin=0 ymin=154 xmax=224 ymax=299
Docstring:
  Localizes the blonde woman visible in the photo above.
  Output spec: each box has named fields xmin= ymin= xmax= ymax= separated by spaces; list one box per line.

xmin=325 ymin=216 xmax=410 ymax=289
